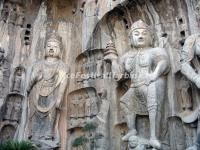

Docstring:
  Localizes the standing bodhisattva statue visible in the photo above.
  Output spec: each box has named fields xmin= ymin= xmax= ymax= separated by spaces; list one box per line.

xmin=104 ymin=20 xmax=170 ymax=149
xmin=27 ymin=32 xmax=70 ymax=149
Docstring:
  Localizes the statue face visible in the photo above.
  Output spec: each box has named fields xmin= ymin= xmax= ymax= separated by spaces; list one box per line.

xmin=196 ymin=1 xmax=200 ymax=17
xmin=45 ymin=41 xmax=61 ymax=58
xmin=130 ymin=28 xmax=152 ymax=48
xmin=128 ymin=136 xmax=138 ymax=148
xmin=16 ymin=68 xmax=22 ymax=76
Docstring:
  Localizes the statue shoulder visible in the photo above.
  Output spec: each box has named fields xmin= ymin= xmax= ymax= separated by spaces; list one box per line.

xmin=151 ymin=47 xmax=168 ymax=57
xmin=31 ymin=60 xmax=43 ymax=71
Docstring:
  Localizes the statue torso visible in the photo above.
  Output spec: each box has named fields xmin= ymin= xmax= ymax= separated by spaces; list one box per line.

xmin=123 ymin=49 xmax=153 ymax=84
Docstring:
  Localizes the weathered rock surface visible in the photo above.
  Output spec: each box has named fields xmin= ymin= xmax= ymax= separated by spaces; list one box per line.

xmin=0 ymin=0 xmax=200 ymax=150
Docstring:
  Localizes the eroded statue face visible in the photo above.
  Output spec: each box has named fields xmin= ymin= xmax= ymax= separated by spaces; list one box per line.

xmin=128 ymin=136 xmax=138 ymax=148
xmin=196 ymin=1 xmax=200 ymax=17
xmin=45 ymin=41 xmax=61 ymax=58
xmin=131 ymin=28 xmax=152 ymax=48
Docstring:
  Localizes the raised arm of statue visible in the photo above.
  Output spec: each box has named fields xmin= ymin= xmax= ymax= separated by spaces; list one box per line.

xmin=104 ymin=41 xmax=124 ymax=80
xmin=180 ymin=35 xmax=200 ymax=88
xmin=151 ymin=48 xmax=170 ymax=81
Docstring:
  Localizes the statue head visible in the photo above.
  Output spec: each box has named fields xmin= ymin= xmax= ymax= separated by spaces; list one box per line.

xmin=195 ymin=1 xmax=200 ymax=17
xmin=128 ymin=135 xmax=138 ymax=149
xmin=129 ymin=20 xmax=153 ymax=49
xmin=98 ymin=89 xmax=107 ymax=99
xmin=45 ymin=32 xmax=62 ymax=59
xmin=15 ymin=67 xmax=22 ymax=76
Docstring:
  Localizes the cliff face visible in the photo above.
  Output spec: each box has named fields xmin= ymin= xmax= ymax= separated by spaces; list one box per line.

xmin=0 ymin=0 xmax=199 ymax=150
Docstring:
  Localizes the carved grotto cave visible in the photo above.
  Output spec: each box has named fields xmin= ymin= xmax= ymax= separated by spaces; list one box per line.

xmin=0 ymin=0 xmax=200 ymax=150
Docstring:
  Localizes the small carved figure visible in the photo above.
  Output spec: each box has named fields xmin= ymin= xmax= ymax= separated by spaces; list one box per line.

xmin=96 ymin=89 xmax=109 ymax=149
xmin=104 ymin=20 xmax=170 ymax=149
xmin=78 ymin=95 xmax=85 ymax=118
xmin=3 ymin=101 xmax=13 ymax=120
xmin=70 ymin=97 xmax=77 ymax=118
xmin=12 ymin=67 xmax=22 ymax=93
xmin=85 ymin=94 xmax=91 ymax=117
xmin=97 ymin=89 xmax=109 ymax=124
xmin=180 ymin=76 xmax=192 ymax=112
xmin=0 ymin=48 xmax=5 ymax=98
xmin=8 ymin=6 xmax=17 ymax=25
xmin=16 ymin=10 xmax=25 ymax=27
xmin=12 ymin=100 xmax=22 ymax=122
xmin=0 ymin=4 xmax=9 ymax=22
xmin=96 ymin=55 xmax=103 ymax=78
xmin=27 ymin=32 xmax=70 ymax=149
xmin=80 ymin=58 xmax=88 ymax=81
xmin=127 ymin=135 xmax=150 ymax=150
xmin=90 ymin=92 xmax=98 ymax=116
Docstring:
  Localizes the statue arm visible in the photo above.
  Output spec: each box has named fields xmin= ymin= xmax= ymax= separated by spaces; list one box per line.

xmin=181 ymin=62 xmax=199 ymax=84
xmin=56 ymin=67 xmax=70 ymax=109
xmin=180 ymin=35 xmax=200 ymax=85
xmin=111 ymin=54 xmax=126 ymax=81
xmin=152 ymin=48 xmax=170 ymax=80
xmin=27 ymin=64 xmax=42 ymax=93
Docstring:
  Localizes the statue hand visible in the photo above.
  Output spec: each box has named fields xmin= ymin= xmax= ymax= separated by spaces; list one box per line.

xmin=104 ymin=41 xmax=118 ymax=62
xmin=145 ymin=73 xmax=157 ymax=85
xmin=104 ymin=54 xmax=118 ymax=62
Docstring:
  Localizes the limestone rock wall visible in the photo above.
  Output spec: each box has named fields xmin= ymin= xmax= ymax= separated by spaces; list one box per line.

xmin=0 ymin=0 xmax=199 ymax=150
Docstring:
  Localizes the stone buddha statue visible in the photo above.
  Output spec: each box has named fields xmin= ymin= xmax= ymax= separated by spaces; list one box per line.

xmin=104 ymin=20 xmax=170 ymax=149
xmin=27 ymin=32 xmax=70 ymax=149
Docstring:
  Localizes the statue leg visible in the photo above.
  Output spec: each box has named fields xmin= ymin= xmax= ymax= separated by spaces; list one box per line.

xmin=147 ymin=82 xmax=161 ymax=149
xmin=120 ymin=88 xmax=137 ymax=141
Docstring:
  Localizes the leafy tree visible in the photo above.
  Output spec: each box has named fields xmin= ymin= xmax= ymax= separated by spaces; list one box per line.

xmin=72 ymin=123 xmax=102 ymax=150
xmin=0 ymin=140 xmax=37 ymax=150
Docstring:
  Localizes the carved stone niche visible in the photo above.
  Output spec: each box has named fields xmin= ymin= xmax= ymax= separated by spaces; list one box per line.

xmin=75 ymin=49 xmax=111 ymax=85
xmin=1 ymin=93 xmax=24 ymax=123
xmin=2 ymin=1 xmax=25 ymax=26
xmin=67 ymin=87 xmax=99 ymax=130
xmin=0 ymin=121 xmax=18 ymax=144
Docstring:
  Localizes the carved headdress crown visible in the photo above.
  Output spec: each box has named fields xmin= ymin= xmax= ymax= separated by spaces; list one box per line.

xmin=130 ymin=20 xmax=151 ymax=32
xmin=47 ymin=31 xmax=62 ymax=45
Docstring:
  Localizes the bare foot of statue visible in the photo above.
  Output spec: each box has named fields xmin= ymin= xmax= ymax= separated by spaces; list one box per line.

xmin=149 ymin=138 xmax=161 ymax=149
xmin=122 ymin=129 xmax=137 ymax=141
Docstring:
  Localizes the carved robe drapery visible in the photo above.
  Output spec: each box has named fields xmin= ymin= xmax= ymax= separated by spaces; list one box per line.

xmin=27 ymin=60 xmax=69 ymax=149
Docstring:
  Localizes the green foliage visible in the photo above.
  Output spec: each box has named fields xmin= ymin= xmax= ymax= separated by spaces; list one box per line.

xmin=0 ymin=140 xmax=37 ymax=150
xmin=72 ymin=136 xmax=88 ymax=147
xmin=72 ymin=123 xmax=101 ymax=149
xmin=82 ymin=123 xmax=97 ymax=132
